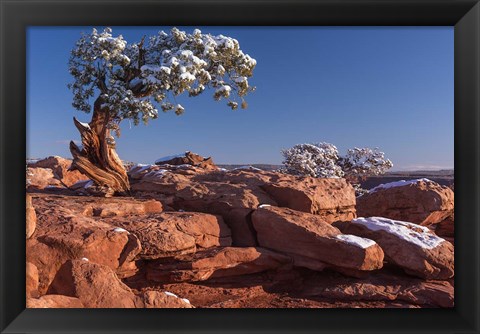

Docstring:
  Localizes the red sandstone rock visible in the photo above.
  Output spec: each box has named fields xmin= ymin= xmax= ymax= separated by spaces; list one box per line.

xmin=26 ymin=262 xmax=39 ymax=298
xmin=194 ymin=169 xmax=357 ymax=222
xmin=48 ymin=260 xmax=144 ymax=308
xmin=27 ymin=294 xmax=84 ymax=308
xmin=102 ymin=212 xmax=232 ymax=259
xmin=334 ymin=217 xmax=454 ymax=279
xmin=146 ymin=247 xmax=292 ymax=283
xmin=223 ymin=208 xmax=258 ymax=246
xmin=251 ymin=206 xmax=384 ymax=272
xmin=30 ymin=156 xmax=89 ymax=187
xmin=141 ymin=290 xmax=194 ymax=308
xmin=155 ymin=151 xmax=217 ymax=170
xmin=48 ymin=260 xmax=192 ymax=308
xmin=82 ymin=199 xmax=163 ymax=217
xmin=261 ymin=177 xmax=356 ymax=222
xmin=27 ymin=167 xmax=61 ymax=189
xmin=26 ymin=203 xmax=142 ymax=294
xmin=128 ymin=165 xmax=194 ymax=185
xmin=129 ymin=168 xmax=356 ymax=245
xmin=25 ymin=190 xmax=454 ymax=309
xmin=26 ymin=194 xmax=36 ymax=239
xmin=299 ymin=268 xmax=454 ymax=308
xmin=357 ymin=179 xmax=454 ymax=225
xmin=435 ymin=213 xmax=454 ymax=238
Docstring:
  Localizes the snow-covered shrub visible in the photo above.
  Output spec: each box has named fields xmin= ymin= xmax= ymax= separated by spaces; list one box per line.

xmin=338 ymin=147 xmax=393 ymax=181
xmin=281 ymin=143 xmax=344 ymax=178
xmin=281 ymin=142 xmax=393 ymax=196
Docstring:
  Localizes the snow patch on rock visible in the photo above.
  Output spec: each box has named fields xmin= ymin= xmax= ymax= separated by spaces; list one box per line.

xmin=352 ymin=217 xmax=445 ymax=249
xmin=113 ymin=227 xmax=129 ymax=234
xmin=369 ymin=178 xmax=432 ymax=193
xmin=164 ymin=291 xmax=178 ymax=298
xmin=132 ymin=164 xmax=153 ymax=173
xmin=232 ymin=165 xmax=262 ymax=171
xmin=335 ymin=234 xmax=377 ymax=249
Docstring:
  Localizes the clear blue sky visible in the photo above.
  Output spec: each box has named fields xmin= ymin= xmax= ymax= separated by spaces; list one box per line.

xmin=27 ymin=26 xmax=454 ymax=170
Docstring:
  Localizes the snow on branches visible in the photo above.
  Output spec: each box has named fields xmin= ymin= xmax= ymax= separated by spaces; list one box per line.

xmin=281 ymin=143 xmax=344 ymax=178
xmin=281 ymin=142 xmax=393 ymax=194
xmin=68 ymin=27 xmax=257 ymax=131
xmin=338 ymin=147 xmax=393 ymax=179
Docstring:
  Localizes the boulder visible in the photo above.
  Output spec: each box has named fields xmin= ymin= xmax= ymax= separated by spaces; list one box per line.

xmin=27 ymin=212 xmax=141 ymax=294
xmin=48 ymin=259 xmax=139 ymax=308
xmin=26 ymin=194 xmax=36 ymax=239
xmin=102 ymin=212 xmax=232 ymax=259
xmin=29 ymin=156 xmax=89 ymax=187
xmin=146 ymin=247 xmax=292 ymax=283
xmin=48 ymin=260 xmax=192 ymax=308
xmin=251 ymin=206 xmax=384 ymax=272
xmin=26 ymin=167 xmax=61 ymax=189
xmin=27 ymin=295 xmax=84 ymax=308
xmin=26 ymin=262 xmax=39 ymax=298
xmin=357 ymin=179 xmax=454 ymax=225
xmin=334 ymin=217 xmax=454 ymax=279
xmin=261 ymin=177 xmax=356 ymax=222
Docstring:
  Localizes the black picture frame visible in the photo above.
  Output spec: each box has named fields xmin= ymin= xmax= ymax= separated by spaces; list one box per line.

xmin=1 ymin=0 xmax=479 ymax=333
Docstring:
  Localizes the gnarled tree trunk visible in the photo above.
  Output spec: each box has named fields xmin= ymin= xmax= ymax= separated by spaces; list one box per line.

xmin=69 ymin=98 xmax=130 ymax=197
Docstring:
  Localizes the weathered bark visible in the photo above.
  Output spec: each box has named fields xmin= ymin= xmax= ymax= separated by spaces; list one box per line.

xmin=69 ymin=99 xmax=130 ymax=196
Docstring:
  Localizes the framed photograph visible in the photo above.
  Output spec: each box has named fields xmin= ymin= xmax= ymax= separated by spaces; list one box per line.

xmin=1 ymin=0 xmax=479 ymax=333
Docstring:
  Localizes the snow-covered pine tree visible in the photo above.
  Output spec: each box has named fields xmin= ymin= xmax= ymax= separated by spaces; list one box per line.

xmin=68 ymin=27 xmax=256 ymax=196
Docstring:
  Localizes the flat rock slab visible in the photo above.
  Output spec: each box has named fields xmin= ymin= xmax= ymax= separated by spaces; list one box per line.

xmin=102 ymin=212 xmax=232 ymax=259
xmin=334 ymin=217 xmax=454 ymax=279
xmin=298 ymin=268 xmax=454 ymax=308
xmin=251 ymin=206 xmax=384 ymax=272
xmin=146 ymin=247 xmax=292 ymax=283
xmin=82 ymin=199 xmax=163 ymax=217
